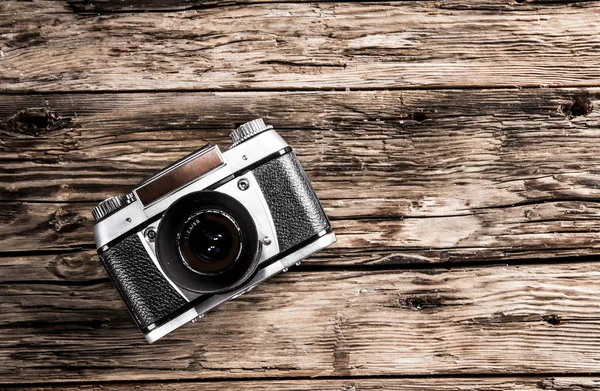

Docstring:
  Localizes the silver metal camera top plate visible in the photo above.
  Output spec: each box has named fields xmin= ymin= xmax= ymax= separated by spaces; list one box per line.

xmin=93 ymin=129 xmax=288 ymax=249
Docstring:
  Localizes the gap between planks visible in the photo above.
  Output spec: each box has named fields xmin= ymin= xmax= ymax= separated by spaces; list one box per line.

xmin=3 ymin=85 xmax=600 ymax=96
xmin=3 ymin=374 xmax=600 ymax=390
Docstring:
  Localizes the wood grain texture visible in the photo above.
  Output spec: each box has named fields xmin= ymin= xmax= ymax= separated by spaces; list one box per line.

xmin=4 ymin=199 xmax=600 ymax=264
xmin=2 ymin=0 xmax=600 ymax=385
xmin=2 ymin=89 xmax=598 ymax=206
xmin=60 ymin=0 xmax=600 ymax=13
xmin=1 ymin=89 xmax=599 ymax=263
xmin=2 ymin=262 xmax=600 ymax=383
xmin=4 ymin=376 xmax=600 ymax=391
xmin=2 ymin=1 xmax=600 ymax=91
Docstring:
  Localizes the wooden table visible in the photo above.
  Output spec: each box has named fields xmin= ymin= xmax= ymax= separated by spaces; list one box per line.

xmin=2 ymin=0 xmax=600 ymax=389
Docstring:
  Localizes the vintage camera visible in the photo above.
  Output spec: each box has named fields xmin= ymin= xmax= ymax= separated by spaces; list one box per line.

xmin=92 ymin=119 xmax=335 ymax=343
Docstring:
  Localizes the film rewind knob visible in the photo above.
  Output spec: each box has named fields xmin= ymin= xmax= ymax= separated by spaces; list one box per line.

xmin=92 ymin=194 xmax=133 ymax=222
xmin=229 ymin=118 xmax=273 ymax=148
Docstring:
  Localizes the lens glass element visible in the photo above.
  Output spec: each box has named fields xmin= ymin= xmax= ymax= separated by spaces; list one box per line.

xmin=177 ymin=210 xmax=242 ymax=274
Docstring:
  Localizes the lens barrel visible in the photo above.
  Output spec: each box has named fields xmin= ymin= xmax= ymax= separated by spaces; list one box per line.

xmin=156 ymin=191 xmax=260 ymax=294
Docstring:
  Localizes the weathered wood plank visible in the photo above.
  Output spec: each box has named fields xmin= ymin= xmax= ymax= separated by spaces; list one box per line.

xmin=1 ymin=89 xmax=598 ymax=207
xmin=4 ymin=377 xmax=600 ymax=390
xmin=2 ymin=2 xmax=600 ymax=91
xmin=2 ymin=263 xmax=600 ymax=382
xmin=1 ymin=89 xmax=599 ymax=263
xmin=3 ymin=199 xmax=600 ymax=263
xmin=7 ymin=0 xmax=600 ymax=14
xmin=62 ymin=0 xmax=600 ymax=13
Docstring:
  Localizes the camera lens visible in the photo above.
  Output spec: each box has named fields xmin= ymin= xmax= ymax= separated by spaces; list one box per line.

xmin=178 ymin=210 xmax=242 ymax=274
xmin=155 ymin=191 xmax=261 ymax=294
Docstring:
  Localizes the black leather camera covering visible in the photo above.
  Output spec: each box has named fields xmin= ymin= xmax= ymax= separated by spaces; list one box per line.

xmin=253 ymin=152 xmax=330 ymax=252
xmin=99 ymin=235 xmax=187 ymax=330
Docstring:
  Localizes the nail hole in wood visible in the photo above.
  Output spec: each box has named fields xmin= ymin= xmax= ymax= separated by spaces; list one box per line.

xmin=542 ymin=314 xmax=561 ymax=326
xmin=411 ymin=112 xmax=427 ymax=122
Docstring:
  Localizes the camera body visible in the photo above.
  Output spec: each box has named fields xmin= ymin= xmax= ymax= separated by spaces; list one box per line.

xmin=93 ymin=119 xmax=335 ymax=343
